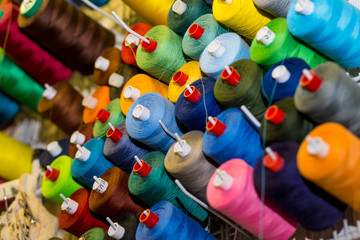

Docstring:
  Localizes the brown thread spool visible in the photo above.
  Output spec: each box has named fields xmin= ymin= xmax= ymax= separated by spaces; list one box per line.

xmin=93 ymin=47 xmax=123 ymax=86
xmin=68 ymin=123 xmax=94 ymax=158
xmin=17 ymin=0 xmax=115 ymax=75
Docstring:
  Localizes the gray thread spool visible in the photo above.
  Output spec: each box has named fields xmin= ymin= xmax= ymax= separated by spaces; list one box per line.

xmin=253 ymin=0 xmax=294 ymax=17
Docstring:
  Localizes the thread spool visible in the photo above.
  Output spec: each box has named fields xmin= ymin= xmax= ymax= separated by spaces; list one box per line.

xmin=207 ymin=159 xmax=297 ymax=240
xmin=82 ymin=86 xmax=111 ymax=124
xmin=68 ymin=123 xmax=94 ymax=158
xmin=37 ymin=81 xmax=83 ymax=135
xmin=80 ymin=228 xmax=106 ymax=240
xmin=253 ymin=0 xmax=294 ymax=17
xmin=250 ymin=18 xmax=328 ymax=70
xmin=126 ymin=92 xmax=183 ymax=153
xmin=0 ymin=3 xmax=72 ymax=86
xmin=214 ymin=59 xmax=266 ymax=121
xmin=199 ymin=33 xmax=250 ymax=79
xmin=104 ymin=213 xmax=139 ymax=240
xmin=72 ymin=137 xmax=115 ymax=189
xmin=167 ymin=0 xmax=212 ymax=36
xmin=0 ymin=91 xmax=19 ymax=125
xmin=261 ymin=58 xmax=310 ymax=104
xmin=42 ymin=155 xmax=83 ymax=203
xmin=287 ymin=0 xmax=360 ymax=68
xmin=93 ymin=47 xmax=123 ymax=86
xmin=120 ymin=74 xmax=168 ymax=116
xmin=18 ymin=0 xmax=115 ymax=75
xmin=212 ymin=0 xmax=272 ymax=39
xmin=182 ymin=14 xmax=228 ymax=61
xmin=253 ymin=142 xmax=346 ymax=232
xmin=59 ymin=189 xmax=108 ymax=237
xmin=175 ymin=78 xmax=222 ymax=132
xmin=298 ymin=122 xmax=360 ymax=210
xmin=203 ymin=108 xmax=262 ymax=166
xmin=136 ymin=25 xmax=186 ymax=84
xmin=0 ymin=131 xmax=32 ymax=180
xmin=93 ymin=98 xmax=125 ymax=139
xmin=121 ymin=23 xmax=152 ymax=67
xmin=128 ymin=151 xmax=208 ymax=222
xmin=164 ymin=131 xmax=216 ymax=203
xmin=39 ymin=138 xmax=70 ymax=168
xmin=109 ymin=64 xmax=140 ymax=100
xmin=204 ymin=0 xmax=213 ymax=6
xmin=89 ymin=167 xmax=144 ymax=219
xmin=0 ymin=50 xmax=44 ymax=111
xmin=294 ymin=62 xmax=360 ymax=137
xmin=103 ymin=122 xmax=150 ymax=173
xmin=136 ymin=201 xmax=215 ymax=240
xmin=168 ymin=61 xmax=203 ymax=103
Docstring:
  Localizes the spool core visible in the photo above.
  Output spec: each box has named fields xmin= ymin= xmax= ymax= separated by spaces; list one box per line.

xmin=141 ymin=37 xmax=157 ymax=53
xmin=173 ymin=71 xmax=189 ymax=86
xmin=306 ymin=136 xmax=330 ymax=158
xmin=82 ymin=95 xmax=98 ymax=109
xmin=75 ymin=145 xmax=91 ymax=162
xmin=172 ymin=0 xmax=187 ymax=15
xmin=132 ymin=104 xmax=150 ymax=121
xmin=70 ymin=131 xmax=86 ymax=145
xmin=106 ymin=123 xmax=123 ymax=143
xmin=265 ymin=106 xmax=285 ymax=125
xmin=133 ymin=159 xmax=152 ymax=178
xmin=272 ymin=65 xmax=291 ymax=83
xmin=300 ymin=69 xmax=322 ymax=92
xmin=208 ymin=40 xmax=226 ymax=58
xmin=214 ymin=169 xmax=233 ymax=190
xmin=61 ymin=195 xmax=79 ymax=215
xmin=206 ymin=116 xmax=226 ymax=137
xmin=139 ymin=209 xmax=159 ymax=228
xmin=295 ymin=0 xmax=314 ymax=15
xmin=95 ymin=56 xmax=110 ymax=72
xmin=92 ymin=176 xmax=108 ymax=194
xmin=256 ymin=27 xmax=276 ymax=46
xmin=125 ymin=34 xmax=140 ymax=48
xmin=263 ymin=147 xmax=284 ymax=172
xmin=106 ymin=217 xmax=125 ymax=240
xmin=20 ymin=0 xmax=42 ymax=18
xmin=97 ymin=109 xmax=111 ymax=123
xmin=45 ymin=166 xmax=60 ymax=181
xmin=184 ymin=85 xmax=201 ymax=103
xmin=47 ymin=141 xmax=63 ymax=157
xmin=43 ymin=84 xmax=57 ymax=100
xmin=221 ymin=66 xmax=241 ymax=86
xmin=189 ymin=24 xmax=204 ymax=39
xmin=123 ymin=86 xmax=141 ymax=101
xmin=109 ymin=73 xmax=124 ymax=88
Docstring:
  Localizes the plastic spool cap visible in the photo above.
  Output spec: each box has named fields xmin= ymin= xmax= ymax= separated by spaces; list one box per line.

xmin=300 ymin=69 xmax=322 ymax=92
xmin=188 ymin=24 xmax=204 ymax=39
xmin=109 ymin=73 xmax=125 ymax=88
xmin=222 ymin=0 xmax=233 ymax=3
xmin=132 ymin=104 xmax=151 ymax=121
xmin=47 ymin=141 xmax=63 ymax=157
xmin=45 ymin=167 xmax=60 ymax=182
xmin=206 ymin=117 xmax=226 ymax=137
xmin=265 ymin=105 xmax=285 ymax=125
xmin=70 ymin=131 xmax=86 ymax=145
xmin=61 ymin=198 xmax=79 ymax=215
xmin=97 ymin=109 xmax=111 ymax=123
xmin=82 ymin=95 xmax=98 ymax=109
xmin=43 ymin=84 xmax=57 ymax=100
xmin=214 ymin=169 xmax=233 ymax=190
xmin=125 ymin=34 xmax=141 ymax=48
xmin=133 ymin=159 xmax=152 ymax=178
xmin=271 ymin=65 xmax=290 ymax=83
xmin=221 ymin=66 xmax=241 ymax=86
xmin=92 ymin=178 xmax=109 ymax=194
xmin=306 ymin=136 xmax=330 ymax=158
xmin=174 ymin=140 xmax=192 ymax=158
xmin=75 ymin=147 xmax=91 ymax=162
xmin=295 ymin=0 xmax=315 ymax=15
xmin=141 ymin=37 xmax=157 ymax=53
xmin=263 ymin=151 xmax=284 ymax=172
xmin=208 ymin=40 xmax=226 ymax=58
xmin=139 ymin=210 xmax=159 ymax=228
xmin=106 ymin=126 xmax=123 ymax=143
xmin=95 ymin=56 xmax=110 ymax=72
xmin=79 ymin=238 xmax=86 ymax=240
xmin=173 ymin=71 xmax=189 ymax=86
xmin=123 ymin=86 xmax=141 ymax=101
xmin=256 ymin=26 xmax=276 ymax=46
xmin=107 ymin=222 xmax=125 ymax=240
xmin=172 ymin=0 xmax=187 ymax=15
xmin=20 ymin=0 xmax=42 ymax=18
xmin=184 ymin=86 xmax=201 ymax=103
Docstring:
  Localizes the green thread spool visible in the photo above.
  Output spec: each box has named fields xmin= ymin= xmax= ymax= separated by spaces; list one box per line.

xmin=80 ymin=227 xmax=106 ymax=240
xmin=0 ymin=50 xmax=44 ymax=111
xmin=128 ymin=151 xmax=208 ymax=223
xmin=41 ymin=155 xmax=83 ymax=203
xmin=214 ymin=59 xmax=266 ymax=121
xmin=136 ymin=25 xmax=186 ymax=84
xmin=250 ymin=18 xmax=328 ymax=70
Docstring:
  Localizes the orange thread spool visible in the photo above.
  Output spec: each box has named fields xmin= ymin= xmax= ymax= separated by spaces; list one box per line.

xmin=82 ymin=86 xmax=111 ymax=124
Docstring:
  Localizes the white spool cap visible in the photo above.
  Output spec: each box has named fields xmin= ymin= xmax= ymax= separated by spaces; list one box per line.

xmin=70 ymin=131 xmax=86 ymax=145
xmin=95 ymin=56 xmax=110 ymax=72
xmin=47 ymin=141 xmax=63 ymax=157
xmin=295 ymin=0 xmax=315 ymax=15
xmin=306 ymin=136 xmax=330 ymax=158
xmin=132 ymin=104 xmax=151 ymax=121
xmin=43 ymin=84 xmax=57 ymax=100
xmin=108 ymin=223 xmax=125 ymax=240
xmin=75 ymin=146 xmax=91 ymax=162
xmin=174 ymin=140 xmax=192 ymax=158
xmin=272 ymin=65 xmax=291 ymax=83
xmin=172 ymin=0 xmax=187 ymax=15
xmin=109 ymin=73 xmax=125 ymax=88
xmin=61 ymin=198 xmax=79 ymax=215
xmin=256 ymin=26 xmax=276 ymax=46
xmin=222 ymin=0 xmax=233 ymax=3
xmin=125 ymin=34 xmax=140 ymax=47
xmin=123 ymin=86 xmax=141 ymax=101
xmin=214 ymin=169 xmax=233 ymax=190
xmin=208 ymin=40 xmax=226 ymax=58
xmin=82 ymin=95 xmax=98 ymax=109
xmin=92 ymin=177 xmax=109 ymax=194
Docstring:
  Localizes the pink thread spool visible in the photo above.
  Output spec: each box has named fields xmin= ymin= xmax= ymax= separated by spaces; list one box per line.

xmin=206 ymin=159 xmax=296 ymax=240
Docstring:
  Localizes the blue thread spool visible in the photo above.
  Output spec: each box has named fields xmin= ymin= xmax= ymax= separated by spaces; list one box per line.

xmin=0 ymin=91 xmax=19 ymax=125
xmin=126 ymin=92 xmax=183 ymax=153
xmin=71 ymin=137 xmax=115 ymax=188
xmin=39 ymin=138 xmax=70 ymax=169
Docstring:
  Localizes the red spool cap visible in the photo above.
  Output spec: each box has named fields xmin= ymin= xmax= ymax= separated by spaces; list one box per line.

xmin=184 ymin=86 xmax=201 ymax=103
xmin=206 ymin=117 xmax=226 ymax=137
xmin=96 ymin=109 xmax=110 ymax=123
xmin=106 ymin=126 xmax=123 ymax=143
xmin=300 ymin=70 xmax=322 ymax=92
xmin=265 ymin=106 xmax=285 ymax=125
xmin=139 ymin=209 xmax=159 ymax=228
xmin=263 ymin=151 xmax=284 ymax=172
xmin=45 ymin=167 xmax=60 ymax=182
xmin=141 ymin=37 xmax=157 ymax=53
xmin=188 ymin=23 xmax=204 ymax=39
xmin=221 ymin=66 xmax=241 ymax=86
xmin=173 ymin=71 xmax=189 ymax=86
xmin=133 ymin=159 xmax=152 ymax=178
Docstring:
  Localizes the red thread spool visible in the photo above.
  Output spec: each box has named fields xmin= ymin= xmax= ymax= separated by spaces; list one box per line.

xmin=265 ymin=106 xmax=285 ymax=125
xmin=97 ymin=109 xmax=110 ymax=123
xmin=141 ymin=37 xmax=157 ymax=53
xmin=206 ymin=117 xmax=226 ymax=137
xmin=184 ymin=86 xmax=201 ymax=103
xmin=173 ymin=71 xmax=189 ymax=86
xmin=139 ymin=210 xmax=159 ymax=228
xmin=106 ymin=126 xmax=123 ymax=143
xmin=263 ymin=151 xmax=284 ymax=172
xmin=188 ymin=23 xmax=204 ymax=39
xmin=300 ymin=70 xmax=322 ymax=92
xmin=221 ymin=66 xmax=241 ymax=86
xmin=133 ymin=160 xmax=152 ymax=178
xmin=45 ymin=167 xmax=60 ymax=181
